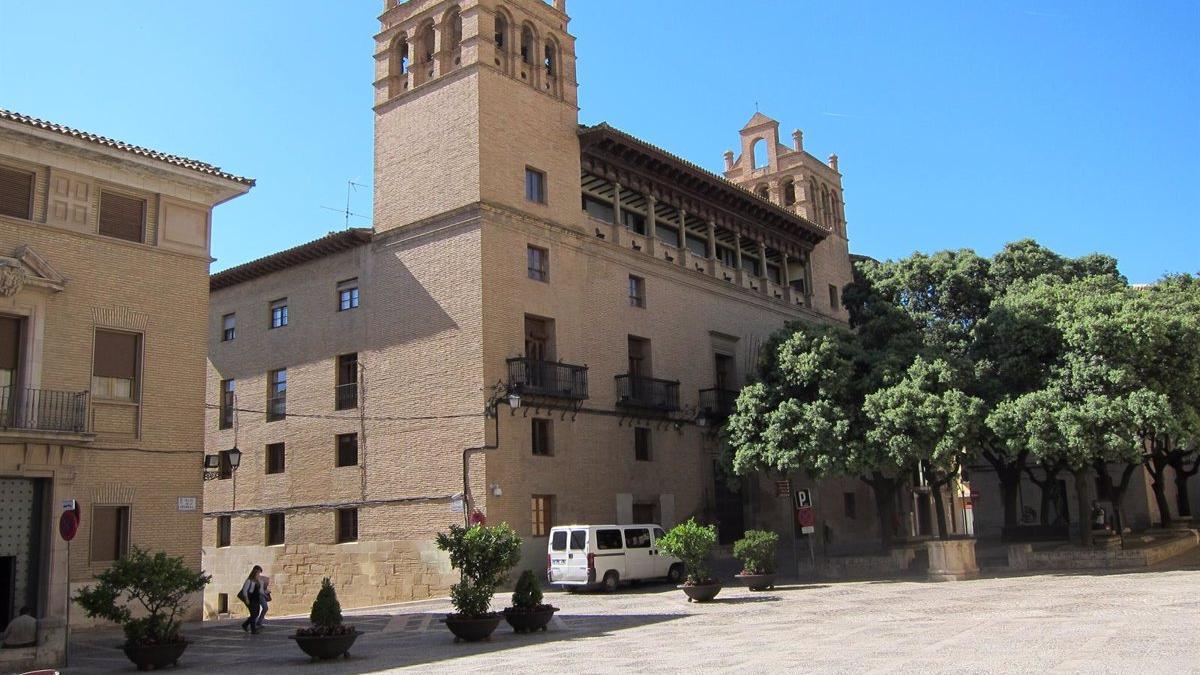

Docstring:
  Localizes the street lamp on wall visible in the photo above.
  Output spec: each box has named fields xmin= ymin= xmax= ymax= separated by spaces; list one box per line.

xmin=203 ymin=446 xmax=242 ymax=481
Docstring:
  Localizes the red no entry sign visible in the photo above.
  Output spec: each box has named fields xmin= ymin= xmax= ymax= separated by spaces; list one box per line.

xmin=59 ymin=508 xmax=80 ymax=542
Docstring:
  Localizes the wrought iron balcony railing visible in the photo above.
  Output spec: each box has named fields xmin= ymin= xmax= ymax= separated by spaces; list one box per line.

xmin=335 ymin=382 xmax=358 ymax=411
xmin=698 ymin=388 xmax=739 ymax=421
xmin=506 ymin=357 xmax=589 ymax=400
xmin=0 ymin=386 xmax=89 ymax=433
xmin=615 ymin=374 xmax=680 ymax=412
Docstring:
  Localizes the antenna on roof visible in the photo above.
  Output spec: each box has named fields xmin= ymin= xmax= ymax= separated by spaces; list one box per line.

xmin=321 ymin=180 xmax=370 ymax=229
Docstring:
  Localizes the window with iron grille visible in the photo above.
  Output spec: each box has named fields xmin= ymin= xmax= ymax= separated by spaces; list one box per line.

xmin=266 ymin=513 xmax=286 ymax=546
xmin=336 ymin=433 xmax=358 ymax=467
xmin=0 ymin=165 xmax=34 ymax=220
xmin=531 ymin=418 xmax=552 ymax=456
xmin=338 ymin=279 xmax=360 ymax=311
xmin=221 ymin=313 xmax=236 ymax=342
xmin=267 ymin=369 xmax=286 ymax=421
xmin=527 ymin=245 xmax=548 ymax=282
xmin=531 ymin=495 xmax=554 ymax=537
xmin=628 ymin=275 xmax=645 ymax=308
xmin=217 ymin=516 xmax=231 ymax=548
xmin=98 ymin=190 xmax=146 ymax=243
xmin=265 ymin=443 xmax=285 ymax=475
xmin=635 ymin=427 xmax=651 ymax=461
xmin=336 ymin=353 xmax=358 ymax=410
xmin=336 ymin=508 xmax=359 ymax=543
xmin=270 ymin=299 xmax=288 ymax=328
xmin=525 ymin=166 xmax=546 ymax=204
xmin=219 ymin=379 xmax=235 ymax=430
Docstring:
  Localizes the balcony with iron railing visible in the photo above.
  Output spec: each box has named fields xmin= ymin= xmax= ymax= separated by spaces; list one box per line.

xmin=697 ymin=388 xmax=739 ymax=423
xmin=335 ymin=382 xmax=358 ymax=411
xmin=615 ymin=374 xmax=680 ymax=413
xmin=506 ymin=357 xmax=589 ymax=401
xmin=0 ymin=386 xmax=90 ymax=436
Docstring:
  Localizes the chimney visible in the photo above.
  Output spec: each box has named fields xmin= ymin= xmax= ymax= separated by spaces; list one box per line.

xmin=723 ymin=151 xmax=735 ymax=171
xmin=792 ymin=130 xmax=803 ymax=152
xmin=828 ymin=154 xmax=839 ymax=172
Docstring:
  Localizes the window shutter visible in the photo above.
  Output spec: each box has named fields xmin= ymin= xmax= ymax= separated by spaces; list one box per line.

xmin=98 ymin=191 xmax=145 ymax=243
xmin=0 ymin=166 xmax=34 ymax=220
xmin=93 ymin=330 xmax=139 ymax=378
xmin=0 ymin=317 xmax=20 ymax=371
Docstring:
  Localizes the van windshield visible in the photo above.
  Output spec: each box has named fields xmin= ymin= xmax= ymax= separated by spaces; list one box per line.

xmin=550 ymin=530 xmax=567 ymax=552
xmin=569 ymin=530 xmax=587 ymax=550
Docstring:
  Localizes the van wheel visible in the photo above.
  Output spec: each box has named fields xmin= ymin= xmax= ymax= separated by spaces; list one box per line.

xmin=667 ymin=564 xmax=684 ymax=584
xmin=601 ymin=571 xmax=619 ymax=593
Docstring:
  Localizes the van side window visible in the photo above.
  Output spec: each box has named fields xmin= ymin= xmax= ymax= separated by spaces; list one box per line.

xmin=551 ymin=530 xmax=567 ymax=551
xmin=625 ymin=528 xmax=651 ymax=548
xmin=596 ymin=529 xmax=623 ymax=550
xmin=654 ymin=527 xmax=666 ymax=540
xmin=569 ymin=530 xmax=587 ymax=550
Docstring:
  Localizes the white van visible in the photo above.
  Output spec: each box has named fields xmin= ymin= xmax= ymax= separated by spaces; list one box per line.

xmin=546 ymin=524 xmax=684 ymax=592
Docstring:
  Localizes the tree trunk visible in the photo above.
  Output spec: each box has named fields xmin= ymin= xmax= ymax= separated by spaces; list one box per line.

xmin=1145 ymin=452 xmax=1173 ymax=526
xmin=1167 ymin=452 xmax=1198 ymax=521
xmin=982 ymin=449 xmax=1026 ymax=530
xmin=1023 ymin=461 xmax=1064 ymax=526
xmin=1095 ymin=460 xmax=1138 ymax=533
xmin=930 ymin=484 xmax=949 ymax=540
xmin=1073 ymin=467 xmax=1092 ymax=547
xmin=862 ymin=471 xmax=899 ymax=553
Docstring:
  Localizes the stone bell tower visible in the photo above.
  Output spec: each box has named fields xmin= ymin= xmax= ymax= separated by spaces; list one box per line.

xmin=723 ymin=113 xmax=853 ymax=320
xmin=373 ymin=0 xmax=581 ymax=232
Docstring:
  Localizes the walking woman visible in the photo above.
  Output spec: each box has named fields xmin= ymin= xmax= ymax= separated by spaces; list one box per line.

xmin=239 ymin=565 xmax=263 ymax=634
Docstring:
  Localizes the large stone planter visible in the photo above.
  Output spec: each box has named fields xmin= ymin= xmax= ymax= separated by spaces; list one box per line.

xmin=122 ymin=641 xmax=189 ymax=671
xmin=925 ymin=539 xmax=979 ymax=582
xmin=503 ymin=605 xmax=558 ymax=633
xmin=680 ymin=581 xmax=722 ymax=602
xmin=734 ymin=573 xmax=776 ymax=591
xmin=290 ymin=630 xmax=361 ymax=660
xmin=443 ymin=614 xmax=502 ymax=642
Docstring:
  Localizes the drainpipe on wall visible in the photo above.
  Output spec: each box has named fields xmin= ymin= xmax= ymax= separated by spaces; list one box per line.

xmin=461 ymin=392 xmax=508 ymax=526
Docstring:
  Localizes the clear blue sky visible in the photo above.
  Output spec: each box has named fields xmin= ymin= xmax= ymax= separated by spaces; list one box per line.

xmin=1 ymin=1 xmax=1196 ymax=282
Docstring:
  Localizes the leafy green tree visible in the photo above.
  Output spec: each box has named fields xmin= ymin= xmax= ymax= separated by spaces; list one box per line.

xmin=74 ymin=548 xmax=209 ymax=646
xmin=656 ymin=518 xmax=718 ymax=584
xmin=435 ymin=523 xmax=522 ymax=617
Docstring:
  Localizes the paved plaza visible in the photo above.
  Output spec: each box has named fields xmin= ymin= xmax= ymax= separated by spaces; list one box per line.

xmin=65 ymin=549 xmax=1200 ymax=674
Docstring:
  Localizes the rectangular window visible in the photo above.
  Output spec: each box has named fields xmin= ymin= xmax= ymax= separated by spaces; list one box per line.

xmin=628 ymin=275 xmax=645 ymax=308
xmin=218 ymin=449 xmax=234 ymax=480
xmin=270 ymin=299 xmax=288 ymax=328
xmin=217 ymin=593 xmax=229 ymax=614
xmin=0 ymin=165 xmax=35 ymax=220
xmin=265 ymin=443 xmax=285 ymax=475
xmin=336 ymin=353 xmax=358 ymax=410
xmin=829 ymin=284 xmax=840 ymax=311
xmin=92 ymin=329 xmax=140 ymax=402
xmin=635 ymin=427 xmax=651 ymax=462
xmin=531 ymin=495 xmax=554 ymax=537
xmin=632 ymin=502 xmax=656 ymax=524
xmin=686 ymin=234 xmax=708 ymax=258
xmin=844 ymin=492 xmax=857 ymax=520
xmin=221 ymin=313 xmax=236 ymax=342
xmin=718 ymin=246 xmax=737 ymax=268
xmin=267 ymin=368 xmax=287 ymax=421
xmin=98 ymin=190 xmax=146 ymax=243
xmin=622 ymin=209 xmax=646 ymax=235
xmin=338 ymin=279 xmax=360 ymax=311
xmin=217 ymin=515 xmax=231 ymax=548
xmin=266 ymin=513 xmax=285 ymax=546
xmin=525 ymin=167 xmax=547 ymax=204
xmin=657 ymin=225 xmax=680 ymax=249
xmin=531 ymin=418 xmax=552 ymax=456
xmin=527 ymin=245 xmax=548 ymax=282
xmin=336 ymin=508 xmax=359 ymax=543
xmin=767 ymin=264 xmax=782 ymax=284
xmin=336 ymin=433 xmax=358 ymax=467
xmin=581 ymin=194 xmax=614 ymax=223
xmin=596 ymin=529 xmax=623 ymax=550
xmin=219 ymin=379 xmax=235 ymax=430
xmin=550 ymin=530 xmax=567 ymax=551
xmin=624 ymin=527 xmax=651 ymax=548
xmin=91 ymin=505 xmax=130 ymax=562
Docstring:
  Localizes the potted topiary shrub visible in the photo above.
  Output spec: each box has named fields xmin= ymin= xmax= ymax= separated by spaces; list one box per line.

xmin=74 ymin=548 xmax=208 ymax=671
xmin=435 ymin=522 xmax=522 ymax=642
xmin=503 ymin=569 xmax=558 ymax=633
xmin=290 ymin=578 xmax=360 ymax=660
xmin=656 ymin=518 xmax=721 ymax=602
xmin=733 ymin=529 xmax=779 ymax=591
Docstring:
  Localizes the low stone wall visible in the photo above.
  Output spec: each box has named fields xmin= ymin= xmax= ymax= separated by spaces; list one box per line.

xmin=202 ymin=539 xmax=454 ymax=619
xmin=1007 ymin=530 xmax=1199 ymax=571
xmin=819 ymin=545 xmax=925 ymax=579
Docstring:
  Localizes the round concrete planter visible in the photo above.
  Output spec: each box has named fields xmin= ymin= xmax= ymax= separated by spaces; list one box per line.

xmin=680 ymin=581 xmax=723 ymax=602
xmin=290 ymin=630 xmax=361 ymax=660
xmin=925 ymin=538 xmax=980 ymax=582
xmin=122 ymin=641 xmax=188 ymax=671
xmin=735 ymin=573 xmax=776 ymax=591
xmin=443 ymin=614 xmax=502 ymax=642
xmin=503 ymin=605 xmax=559 ymax=633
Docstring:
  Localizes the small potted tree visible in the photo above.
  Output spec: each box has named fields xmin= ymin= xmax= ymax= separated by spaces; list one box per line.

xmin=656 ymin=518 xmax=721 ymax=602
xmin=503 ymin=569 xmax=558 ymax=633
xmin=733 ymin=529 xmax=779 ymax=591
xmin=75 ymin=548 xmax=208 ymax=671
xmin=435 ymin=522 xmax=522 ymax=642
xmin=290 ymin=578 xmax=360 ymax=660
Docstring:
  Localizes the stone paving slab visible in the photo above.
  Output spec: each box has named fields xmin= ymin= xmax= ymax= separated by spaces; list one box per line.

xmin=62 ymin=549 xmax=1200 ymax=674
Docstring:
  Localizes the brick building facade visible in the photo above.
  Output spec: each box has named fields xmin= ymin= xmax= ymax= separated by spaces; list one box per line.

xmin=201 ymin=0 xmax=878 ymax=618
xmin=0 ymin=109 xmax=251 ymax=671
